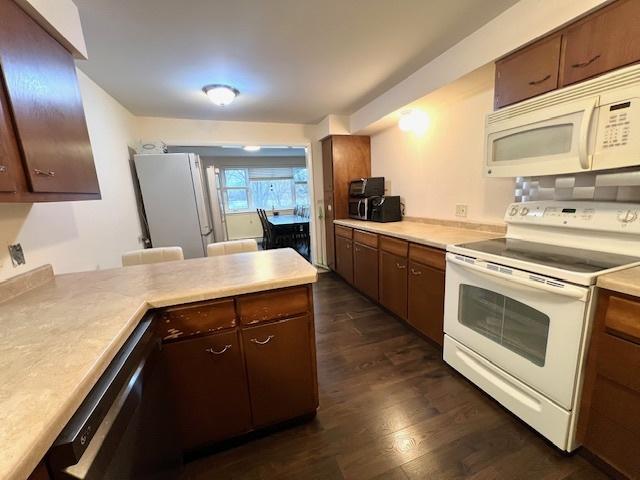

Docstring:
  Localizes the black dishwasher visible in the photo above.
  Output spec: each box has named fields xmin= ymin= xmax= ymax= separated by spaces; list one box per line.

xmin=48 ymin=314 xmax=182 ymax=479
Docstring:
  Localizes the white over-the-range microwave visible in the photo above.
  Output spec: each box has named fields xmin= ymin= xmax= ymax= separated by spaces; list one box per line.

xmin=485 ymin=63 xmax=640 ymax=177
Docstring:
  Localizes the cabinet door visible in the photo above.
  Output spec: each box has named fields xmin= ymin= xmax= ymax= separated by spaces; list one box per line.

xmin=163 ymin=330 xmax=251 ymax=450
xmin=335 ymin=235 xmax=354 ymax=284
xmin=0 ymin=0 xmax=99 ymax=194
xmin=0 ymin=78 xmax=18 ymax=193
xmin=242 ymin=316 xmax=317 ymax=427
xmin=379 ymin=250 xmax=408 ymax=319
xmin=494 ymin=35 xmax=561 ymax=109
xmin=408 ymin=261 xmax=445 ymax=346
xmin=354 ymin=242 xmax=378 ymax=301
xmin=561 ymin=0 xmax=640 ymax=87
xmin=321 ymin=137 xmax=333 ymax=192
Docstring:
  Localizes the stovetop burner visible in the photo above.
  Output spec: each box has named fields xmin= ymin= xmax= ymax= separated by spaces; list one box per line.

xmin=456 ymin=237 xmax=640 ymax=274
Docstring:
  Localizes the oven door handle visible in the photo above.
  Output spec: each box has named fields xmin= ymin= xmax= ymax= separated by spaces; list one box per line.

xmin=446 ymin=254 xmax=588 ymax=301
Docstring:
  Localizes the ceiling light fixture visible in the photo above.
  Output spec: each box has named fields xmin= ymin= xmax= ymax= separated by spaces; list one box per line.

xmin=398 ymin=109 xmax=430 ymax=135
xmin=202 ymin=84 xmax=239 ymax=106
xmin=243 ymin=145 xmax=261 ymax=152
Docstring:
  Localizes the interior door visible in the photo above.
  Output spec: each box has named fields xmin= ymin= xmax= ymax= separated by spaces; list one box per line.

xmin=0 ymin=0 xmax=99 ymax=194
xmin=444 ymin=258 xmax=589 ymax=409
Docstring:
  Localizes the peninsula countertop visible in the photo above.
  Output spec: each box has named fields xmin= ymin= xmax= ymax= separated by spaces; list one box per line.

xmin=597 ymin=265 xmax=640 ymax=298
xmin=333 ymin=218 xmax=503 ymax=249
xmin=0 ymin=248 xmax=317 ymax=480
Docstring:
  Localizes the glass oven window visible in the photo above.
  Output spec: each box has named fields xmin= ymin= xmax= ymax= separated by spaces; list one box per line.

xmin=492 ymin=124 xmax=573 ymax=162
xmin=458 ymin=285 xmax=550 ymax=366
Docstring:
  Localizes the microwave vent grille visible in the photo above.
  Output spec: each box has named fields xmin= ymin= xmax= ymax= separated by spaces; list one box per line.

xmin=488 ymin=64 xmax=640 ymax=125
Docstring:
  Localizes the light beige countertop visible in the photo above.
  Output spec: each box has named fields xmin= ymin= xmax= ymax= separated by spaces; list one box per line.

xmin=597 ymin=266 xmax=640 ymax=298
xmin=333 ymin=218 xmax=503 ymax=249
xmin=0 ymin=248 xmax=317 ymax=480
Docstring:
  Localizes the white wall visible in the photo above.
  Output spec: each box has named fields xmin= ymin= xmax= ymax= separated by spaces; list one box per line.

xmin=0 ymin=70 xmax=142 ymax=280
xmin=371 ymin=68 xmax=514 ymax=224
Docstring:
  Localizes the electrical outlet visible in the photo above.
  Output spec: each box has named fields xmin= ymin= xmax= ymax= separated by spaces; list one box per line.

xmin=455 ymin=204 xmax=468 ymax=218
xmin=8 ymin=244 xmax=25 ymax=267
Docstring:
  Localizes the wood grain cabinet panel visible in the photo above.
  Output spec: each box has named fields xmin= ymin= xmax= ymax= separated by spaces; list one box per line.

xmin=335 ymin=224 xmax=353 ymax=239
xmin=156 ymin=299 xmax=236 ymax=342
xmin=163 ymin=330 xmax=252 ymax=450
xmin=335 ymin=235 xmax=354 ymax=284
xmin=408 ymin=261 xmax=445 ymax=346
xmin=0 ymin=79 xmax=19 ymax=193
xmin=379 ymin=250 xmax=408 ymax=320
xmin=494 ymin=35 xmax=562 ymax=109
xmin=561 ymin=0 xmax=640 ymax=87
xmin=353 ymin=242 xmax=378 ymax=301
xmin=353 ymin=229 xmax=378 ymax=248
xmin=242 ymin=316 xmax=317 ymax=427
xmin=0 ymin=0 xmax=99 ymax=194
xmin=237 ymin=286 xmax=310 ymax=325
xmin=409 ymin=244 xmax=446 ymax=271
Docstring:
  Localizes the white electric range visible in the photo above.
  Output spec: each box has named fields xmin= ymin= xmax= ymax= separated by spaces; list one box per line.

xmin=443 ymin=201 xmax=640 ymax=451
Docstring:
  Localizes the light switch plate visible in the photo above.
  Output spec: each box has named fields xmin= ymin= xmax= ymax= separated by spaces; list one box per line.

xmin=8 ymin=244 xmax=25 ymax=267
xmin=455 ymin=204 xmax=468 ymax=218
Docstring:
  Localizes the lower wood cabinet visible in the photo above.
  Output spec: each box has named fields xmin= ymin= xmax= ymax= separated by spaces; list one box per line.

xmin=242 ymin=315 xmax=317 ymax=427
xmin=335 ymin=235 xmax=354 ymax=285
xmin=577 ymin=290 xmax=640 ymax=478
xmin=353 ymin=242 xmax=378 ymax=301
xmin=408 ymin=261 xmax=445 ymax=346
xmin=163 ymin=330 xmax=252 ymax=451
xmin=379 ymin=250 xmax=408 ymax=320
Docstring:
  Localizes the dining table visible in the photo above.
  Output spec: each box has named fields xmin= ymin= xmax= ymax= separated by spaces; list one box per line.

xmin=267 ymin=214 xmax=310 ymax=250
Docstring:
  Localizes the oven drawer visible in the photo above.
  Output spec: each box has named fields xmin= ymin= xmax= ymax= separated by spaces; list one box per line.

xmin=444 ymin=335 xmax=571 ymax=450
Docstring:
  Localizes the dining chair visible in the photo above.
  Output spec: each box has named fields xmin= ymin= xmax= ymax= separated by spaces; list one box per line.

xmin=122 ymin=246 xmax=184 ymax=267
xmin=207 ymin=239 xmax=258 ymax=257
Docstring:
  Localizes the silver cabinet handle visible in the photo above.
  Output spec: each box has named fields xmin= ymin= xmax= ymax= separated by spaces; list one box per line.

xmin=410 ymin=268 xmax=422 ymax=276
xmin=34 ymin=168 xmax=56 ymax=177
xmin=0 ymin=165 xmax=6 ymax=173
xmin=250 ymin=335 xmax=274 ymax=345
xmin=205 ymin=344 xmax=231 ymax=355
xmin=396 ymin=263 xmax=407 ymax=269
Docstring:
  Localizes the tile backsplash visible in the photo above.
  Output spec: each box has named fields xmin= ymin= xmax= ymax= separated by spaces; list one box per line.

xmin=516 ymin=167 xmax=640 ymax=203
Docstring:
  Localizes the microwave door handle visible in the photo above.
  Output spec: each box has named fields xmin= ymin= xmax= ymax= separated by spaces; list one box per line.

xmin=446 ymin=254 xmax=588 ymax=301
xmin=358 ymin=199 xmax=364 ymax=218
xmin=578 ymin=98 xmax=598 ymax=170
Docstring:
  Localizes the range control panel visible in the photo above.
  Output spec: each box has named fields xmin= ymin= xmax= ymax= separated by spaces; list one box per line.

xmin=505 ymin=201 xmax=640 ymax=233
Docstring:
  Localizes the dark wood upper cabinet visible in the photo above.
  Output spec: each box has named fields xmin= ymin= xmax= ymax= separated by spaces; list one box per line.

xmin=0 ymin=0 xmax=100 ymax=200
xmin=0 ymin=77 xmax=19 ymax=193
xmin=408 ymin=261 xmax=445 ymax=346
xmin=379 ymin=249 xmax=408 ymax=320
xmin=335 ymin=235 xmax=354 ymax=285
xmin=242 ymin=315 xmax=317 ymax=427
xmin=494 ymin=35 xmax=561 ymax=109
xmin=163 ymin=330 xmax=252 ymax=450
xmin=561 ymin=0 xmax=640 ymax=87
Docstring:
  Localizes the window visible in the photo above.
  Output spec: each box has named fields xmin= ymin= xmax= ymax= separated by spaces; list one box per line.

xmin=221 ymin=167 xmax=309 ymax=212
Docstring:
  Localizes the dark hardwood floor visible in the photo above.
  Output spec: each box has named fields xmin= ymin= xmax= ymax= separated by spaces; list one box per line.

xmin=182 ymin=273 xmax=609 ymax=480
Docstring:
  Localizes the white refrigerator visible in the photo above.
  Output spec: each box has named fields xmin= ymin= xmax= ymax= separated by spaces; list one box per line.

xmin=134 ymin=153 xmax=227 ymax=258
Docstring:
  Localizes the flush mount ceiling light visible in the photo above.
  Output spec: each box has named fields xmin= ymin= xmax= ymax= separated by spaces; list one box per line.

xmin=202 ymin=84 xmax=239 ymax=106
xmin=243 ymin=145 xmax=261 ymax=152
xmin=398 ymin=109 xmax=430 ymax=135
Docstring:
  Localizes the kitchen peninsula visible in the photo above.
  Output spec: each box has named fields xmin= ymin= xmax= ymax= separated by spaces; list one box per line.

xmin=0 ymin=248 xmax=318 ymax=480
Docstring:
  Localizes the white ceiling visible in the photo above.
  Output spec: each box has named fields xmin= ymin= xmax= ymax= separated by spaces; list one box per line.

xmin=75 ymin=0 xmax=518 ymax=124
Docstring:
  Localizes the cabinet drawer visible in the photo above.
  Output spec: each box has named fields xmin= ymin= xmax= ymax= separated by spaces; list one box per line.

xmin=379 ymin=235 xmax=408 ymax=257
xmin=157 ymin=299 xmax=236 ymax=342
xmin=561 ymin=0 xmax=640 ymax=87
xmin=409 ymin=244 xmax=445 ymax=271
xmin=237 ymin=286 xmax=310 ymax=325
xmin=495 ymin=35 xmax=561 ymax=108
xmin=353 ymin=229 xmax=378 ymax=248
xmin=335 ymin=224 xmax=353 ymax=239
xmin=597 ymin=331 xmax=640 ymax=394
xmin=604 ymin=294 xmax=640 ymax=344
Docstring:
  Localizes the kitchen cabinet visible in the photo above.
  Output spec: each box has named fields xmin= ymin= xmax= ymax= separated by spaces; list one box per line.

xmin=163 ymin=330 xmax=252 ymax=451
xmin=494 ymin=35 xmax=561 ymax=109
xmin=242 ymin=315 xmax=317 ymax=427
xmin=159 ymin=285 xmax=318 ymax=451
xmin=321 ymin=135 xmax=370 ymax=269
xmin=494 ymin=0 xmax=640 ymax=109
xmin=408 ymin=261 xmax=445 ymax=346
xmin=335 ymin=227 xmax=354 ymax=284
xmin=561 ymin=0 xmax=640 ymax=87
xmin=379 ymin=236 xmax=409 ymax=320
xmin=0 ymin=78 xmax=19 ymax=193
xmin=0 ymin=0 xmax=100 ymax=202
xmin=577 ymin=290 xmax=640 ymax=478
xmin=353 ymin=230 xmax=379 ymax=301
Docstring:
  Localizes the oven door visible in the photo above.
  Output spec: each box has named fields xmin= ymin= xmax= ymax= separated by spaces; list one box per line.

xmin=485 ymin=97 xmax=598 ymax=177
xmin=444 ymin=253 xmax=590 ymax=409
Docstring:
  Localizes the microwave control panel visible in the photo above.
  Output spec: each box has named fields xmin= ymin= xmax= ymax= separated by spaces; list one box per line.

xmin=592 ymin=96 xmax=640 ymax=170
xmin=599 ymin=100 xmax=633 ymax=150
xmin=505 ymin=201 xmax=640 ymax=233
